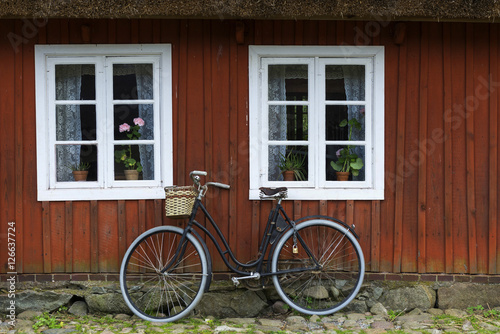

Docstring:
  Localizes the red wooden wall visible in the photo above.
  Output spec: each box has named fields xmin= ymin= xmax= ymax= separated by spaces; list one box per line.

xmin=0 ymin=19 xmax=499 ymax=275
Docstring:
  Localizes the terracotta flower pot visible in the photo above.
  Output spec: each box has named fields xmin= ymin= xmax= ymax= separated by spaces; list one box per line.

xmin=72 ymin=170 xmax=88 ymax=181
xmin=124 ymin=170 xmax=139 ymax=180
xmin=336 ymin=171 xmax=350 ymax=181
xmin=283 ymin=170 xmax=295 ymax=181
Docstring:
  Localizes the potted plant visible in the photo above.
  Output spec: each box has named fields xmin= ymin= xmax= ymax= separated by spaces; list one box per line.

xmin=115 ymin=118 xmax=145 ymax=180
xmin=330 ymin=117 xmax=364 ymax=181
xmin=68 ymin=162 xmax=90 ymax=181
xmin=278 ymin=151 xmax=306 ymax=181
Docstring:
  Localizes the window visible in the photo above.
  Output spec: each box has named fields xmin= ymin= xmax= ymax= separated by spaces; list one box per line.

xmin=35 ymin=45 xmax=173 ymax=201
xmin=249 ymin=46 xmax=384 ymax=200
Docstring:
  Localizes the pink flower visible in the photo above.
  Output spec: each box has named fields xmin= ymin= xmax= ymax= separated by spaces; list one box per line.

xmin=336 ymin=148 xmax=343 ymax=158
xmin=119 ymin=123 xmax=130 ymax=132
xmin=133 ymin=117 xmax=145 ymax=126
xmin=360 ymin=108 xmax=365 ymax=115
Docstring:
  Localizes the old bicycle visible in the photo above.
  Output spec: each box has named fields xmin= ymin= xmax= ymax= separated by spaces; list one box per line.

xmin=120 ymin=171 xmax=365 ymax=322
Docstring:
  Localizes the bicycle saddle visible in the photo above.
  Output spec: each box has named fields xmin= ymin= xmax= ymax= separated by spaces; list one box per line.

xmin=259 ymin=187 xmax=288 ymax=199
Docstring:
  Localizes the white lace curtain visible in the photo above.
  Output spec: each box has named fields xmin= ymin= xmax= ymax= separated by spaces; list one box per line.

xmin=135 ymin=64 xmax=154 ymax=180
xmin=267 ymin=64 xmax=365 ymax=180
xmin=56 ymin=66 xmax=82 ymax=182
xmin=55 ymin=64 xmax=154 ymax=181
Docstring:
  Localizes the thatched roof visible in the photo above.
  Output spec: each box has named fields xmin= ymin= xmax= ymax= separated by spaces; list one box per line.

xmin=1 ymin=0 xmax=500 ymax=21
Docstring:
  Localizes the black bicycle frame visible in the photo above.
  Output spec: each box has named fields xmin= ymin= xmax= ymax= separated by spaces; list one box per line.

xmin=161 ymin=197 xmax=321 ymax=277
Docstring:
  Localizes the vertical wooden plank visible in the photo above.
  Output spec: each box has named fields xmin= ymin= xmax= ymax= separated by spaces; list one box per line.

xmin=90 ymin=201 xmax=99 ymax=272
xmin=465 ymin=23 xmax=478 ymax=274
xmin=42 ymin=202 xmax=51 ymax=273
xmin=449 ymin=22 xmax=469 ymax=273
xmin=443 ymin=23 xmax=454 ymax=273
xmin=401 ymin=22 xmax=420 ymax=273
xmin=14 ymin=19 xmax=25 ymax=273
xmin=473 ymin=23 xmax=490 ymax=274
xmin=98 ymin=202 xmax=119 ymax=272
xmin=379 ymin=23 xmax=398 ymax=273
xmin=118 ymin=201 xmax=127 ymax=262
xmin=228 ymin=21 xmax=240 ymax=259
xmin=50 ymin=203 xmax=65 ymax=272
xmin=393 ymin=39 xmax=407 ymax=273
xmin=489 ymin=24 xmax=498 ymax=274
xmin=65 ymin=202 xmax=73 ymax=273
xmin=73 ymin=202 xmax=91 ymax=272
xmin=371 ymin=201 xmax=381 ymax=272
xmin=426 ymin=22 xmax=445 ymax=273
xmin=251 ymin=201 xmax=260 ymax=261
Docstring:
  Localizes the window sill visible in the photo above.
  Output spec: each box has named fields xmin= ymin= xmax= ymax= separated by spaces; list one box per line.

xmin=38 ymin=186 xmax=167 ymax=201
xmin=249 ymin=187 xmax=384 ymax=201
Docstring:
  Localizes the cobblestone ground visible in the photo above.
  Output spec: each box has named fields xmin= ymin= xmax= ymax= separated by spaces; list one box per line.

xmin=1 ymin=307 xmax=500 ymax=334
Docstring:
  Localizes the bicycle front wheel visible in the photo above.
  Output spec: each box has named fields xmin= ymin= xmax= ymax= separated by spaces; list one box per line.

xmin=120 ymin=226 xmax=208 ymax=322
xmin=271 ymin=220 xmax=364 ymax=315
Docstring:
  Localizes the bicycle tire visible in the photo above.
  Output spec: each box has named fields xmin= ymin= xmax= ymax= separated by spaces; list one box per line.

xmin=120 ymin=226 xmax=208 ymax=322
xmin=271 ymin=219 xmax=365 ymax=315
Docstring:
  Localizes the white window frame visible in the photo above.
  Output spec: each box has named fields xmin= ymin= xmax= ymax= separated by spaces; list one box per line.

xmin=249 ymin=45 xmax=384 ymax=200
xmin=35 ymin=44 xmax=173 ymax=201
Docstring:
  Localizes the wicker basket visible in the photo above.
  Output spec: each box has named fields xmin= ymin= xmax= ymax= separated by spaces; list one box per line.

xmin=164 ymin=186 xmax=197 ymax=218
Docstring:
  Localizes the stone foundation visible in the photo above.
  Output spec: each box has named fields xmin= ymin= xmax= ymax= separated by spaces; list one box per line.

xmin=1 ymin=274 xmax=500 ymax=316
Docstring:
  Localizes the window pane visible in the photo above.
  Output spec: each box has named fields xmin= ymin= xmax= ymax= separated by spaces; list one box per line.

xmin=114 ymin=144 xmax=154 ymax=181
xmin=56 ymin=105 xmax=96 ymax=141
xmin=326 ymin=105 xmax=365 ymax=141
xmin=268 ymin=65 xmax=308 ymax=101
xmin=113 ymin=64 xmax=153 ymax=100
xmin=325 ymin=65 xmax=365 ymax=101
xmin=326 ymin=145 xmax=365 ymax=181
xmin=268 ymin=145 xmax=308 ymax=181
xmin=269 ymin=105 xmax=308 ymax=141
xmin=56 ymin=145 xmax=97 ymax=182
xmin=55 ymin=64 xmax=95 ymax=100
xmin=114 ymin=105 xmax=154 ymax=141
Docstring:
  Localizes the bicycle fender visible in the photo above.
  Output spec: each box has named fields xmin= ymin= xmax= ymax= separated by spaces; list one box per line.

xmin=294 ymin=215 xmax=360 ymax=239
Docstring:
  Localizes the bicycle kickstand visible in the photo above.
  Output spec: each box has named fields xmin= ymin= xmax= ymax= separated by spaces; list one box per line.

xmin=231 ymin=273 xmax=261 ymax=286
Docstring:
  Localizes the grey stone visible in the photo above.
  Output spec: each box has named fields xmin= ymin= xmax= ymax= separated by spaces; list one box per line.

xmin=0 ymin=291 xmax=72 ymax=314
xmin=407 ymin=308 xmax=423 ymax=315
xmin=224 ymin=318 xmax=256 ymax=325
xmin=258 ymin=319 xmax=283 ymax=327
xmin=271 ymin=300 xmax=288 ymax=314
xmin=347 ymin=313 xmax=366 ymax=321
xmin=303 ymin=285 xmax=329 ymax=299
xmin=197 ymin=289 xmax=267 ymax=318
xmin=114 ymin=313 xmax=131 ymax=320
xmin=17 ymin=310 xmax=43 ymax=320
xmin=380 ymin=285 xmax=436 ymax=312
xmin=344 ymin=299 xmax=368 ymax=313
xmin=370 ymin=302 xmax=388 ymax=316
xmin=478 ymin=321 xmax=499 ymax=331
xmin=85 ymin=293 xmax=131 ymax=314
xmin=438 ymin=283 xmax=500 ymax=309
xmin=444 ymin=309 xmax=468 ymax=317
xmin=427 ymin=308 xmax=444 ymax=316
xmin=286 ymin=315 xmax=306 ymax=324
xmin=309 ymin=314 xmax=321 ymax=323
xmin=371 ymin=320 xmax=395 ymax=330
xmin=68 ymin=301 xmax=88 ymax=316
xmin=462 ymin=320 xmax=474 ymax=331
xmin=41 ymin=328 xmax=76 ymax=334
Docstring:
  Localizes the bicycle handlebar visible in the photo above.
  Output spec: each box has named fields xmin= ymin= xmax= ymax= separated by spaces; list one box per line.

xmin=189 ymin=171 xmax=230 ymax=191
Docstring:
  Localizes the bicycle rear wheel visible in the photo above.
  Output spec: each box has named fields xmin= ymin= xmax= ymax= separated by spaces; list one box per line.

xmin=120 ymin=226 xmax=208 ymax=322
xmin=271 ymin=220 xmax=364 ymax=315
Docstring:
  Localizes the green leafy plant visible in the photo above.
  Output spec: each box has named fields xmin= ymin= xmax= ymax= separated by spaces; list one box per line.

xmin=278 ymin=150 xmax=306 ymax=181
xmin=32 ymin=312 xmax=63 ymax=330
xmin=67 ymin=162 xmax=90 ymax=171
xmin=115 ymin=117 xmax=145 ymax=172
xmin=330 ymin=117 xmax=364 ymax=176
